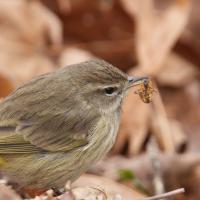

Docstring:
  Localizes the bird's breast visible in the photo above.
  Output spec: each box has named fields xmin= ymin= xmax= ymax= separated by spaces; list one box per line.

xmin=81 ymin=112 xmax=120 ymax=165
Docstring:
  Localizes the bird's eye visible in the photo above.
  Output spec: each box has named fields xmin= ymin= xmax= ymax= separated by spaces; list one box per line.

xmin=104 ymin=87 xmax=118 ymax=96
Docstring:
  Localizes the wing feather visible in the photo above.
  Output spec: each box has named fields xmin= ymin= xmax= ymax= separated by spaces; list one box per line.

xmin=0 ymin=69 xmax=100 ymax=153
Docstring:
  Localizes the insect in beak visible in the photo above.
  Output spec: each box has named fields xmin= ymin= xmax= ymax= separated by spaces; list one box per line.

xmin=127 ymin=76 xmax=156 ymax=103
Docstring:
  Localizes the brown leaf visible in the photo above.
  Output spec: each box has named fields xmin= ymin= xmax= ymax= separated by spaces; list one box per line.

xmin=59 ymin=47 xmax=95 ymax=67
xmin=43 ymin=0 xmax=136 ymax=70
xmin=91 ymin=153 xmax=200 ymax=193
xmin=0 ymin=1 xmax=62 ymax=46
xmin=157 ymin=53 xmax=197 ymax=87
xmin=120 ymin=0 xmax=191 ymax=75
xmin=73 ymin=174 xmax=145 ymax=200
xmin=0 ymin=0 xmax=62 ymax=96
xmin=150 ymin=86 xmax=175 ymax=153
xmin=0 ymin=53 xmax=55 ymax=97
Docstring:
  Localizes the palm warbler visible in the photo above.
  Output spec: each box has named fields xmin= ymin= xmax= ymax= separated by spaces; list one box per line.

xmin=0 ymin=59 xmax=147 ymax=190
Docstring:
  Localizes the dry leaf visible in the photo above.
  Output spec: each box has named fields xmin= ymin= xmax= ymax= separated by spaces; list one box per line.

xmin=0 ymin=1 xmax=62 ymax=47
xmin=43 ymin=0 xmax=136 ymax=70
xmin=91 ymin=153 xmax=200 ymax=193
xmin=175 ymin=0 xmax=200 ymax=67
xmin=59 ymin=47 xmax=95 ymax=67
xmin=120 ymin=0 xmax=191 ymax=75
xmin=25 ymin=175 xmax=144 ymax=200
xmin=150 ymin=87 xmax=175 ymax=153
xmin=157 ymin=53 xmax=197 ymax=87
xmin=0 ymin=0 xmax=63 ymax=96
xmin=73 ymin=174 xmax=145 ymax=200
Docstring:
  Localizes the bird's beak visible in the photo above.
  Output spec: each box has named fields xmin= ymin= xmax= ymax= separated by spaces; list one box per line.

xmin=128 ymin=76 xmax=149 ymax=87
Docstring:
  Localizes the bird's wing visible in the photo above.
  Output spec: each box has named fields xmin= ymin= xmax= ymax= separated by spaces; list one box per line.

xmin=0 ymin=71 xmax=100 ymax=154
xmin=0 ymin=133 xmax=44 ymax=153
xmin=0 ymin=101 xmax=98 ymax=154
xmin=0 ymin=117 xmax=90 ymax=154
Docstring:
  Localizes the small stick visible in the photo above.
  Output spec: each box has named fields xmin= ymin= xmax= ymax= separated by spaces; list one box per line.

xmin=142 ymin=188 xmax=185 ymax=200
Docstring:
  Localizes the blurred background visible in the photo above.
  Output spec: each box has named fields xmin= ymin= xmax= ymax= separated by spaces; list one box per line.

xmin=0 ymin=0 xmax=200 ymax=200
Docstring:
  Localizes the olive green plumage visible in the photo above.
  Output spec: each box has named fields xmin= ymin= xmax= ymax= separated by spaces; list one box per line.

xmin=0 ymin=59 xmax=142 ymax=189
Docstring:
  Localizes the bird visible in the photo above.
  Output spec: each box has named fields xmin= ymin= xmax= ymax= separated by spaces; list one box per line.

xmin=0 ymin=59 xmax=147 ymax=191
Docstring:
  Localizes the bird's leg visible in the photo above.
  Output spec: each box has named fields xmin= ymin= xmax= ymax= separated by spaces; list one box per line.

xmin=52 ymin=187 xmax=65 ymax=196
xmin=52 ymin=180 xmax=72 ymax=196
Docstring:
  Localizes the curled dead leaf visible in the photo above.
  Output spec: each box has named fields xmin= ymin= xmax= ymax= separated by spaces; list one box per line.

xmin=73 ymin=174 xmax=145 ymax=200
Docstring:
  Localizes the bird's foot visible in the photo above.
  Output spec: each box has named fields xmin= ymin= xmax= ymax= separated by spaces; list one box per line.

xmin=52 ymin=187 xmax=65 ymax=196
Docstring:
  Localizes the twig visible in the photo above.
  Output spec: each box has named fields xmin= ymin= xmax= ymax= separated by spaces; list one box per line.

xmin=151 ymin=83 xmax=175 ymax=153
xmin=142 ymin=188 xmax=185 ymax=200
